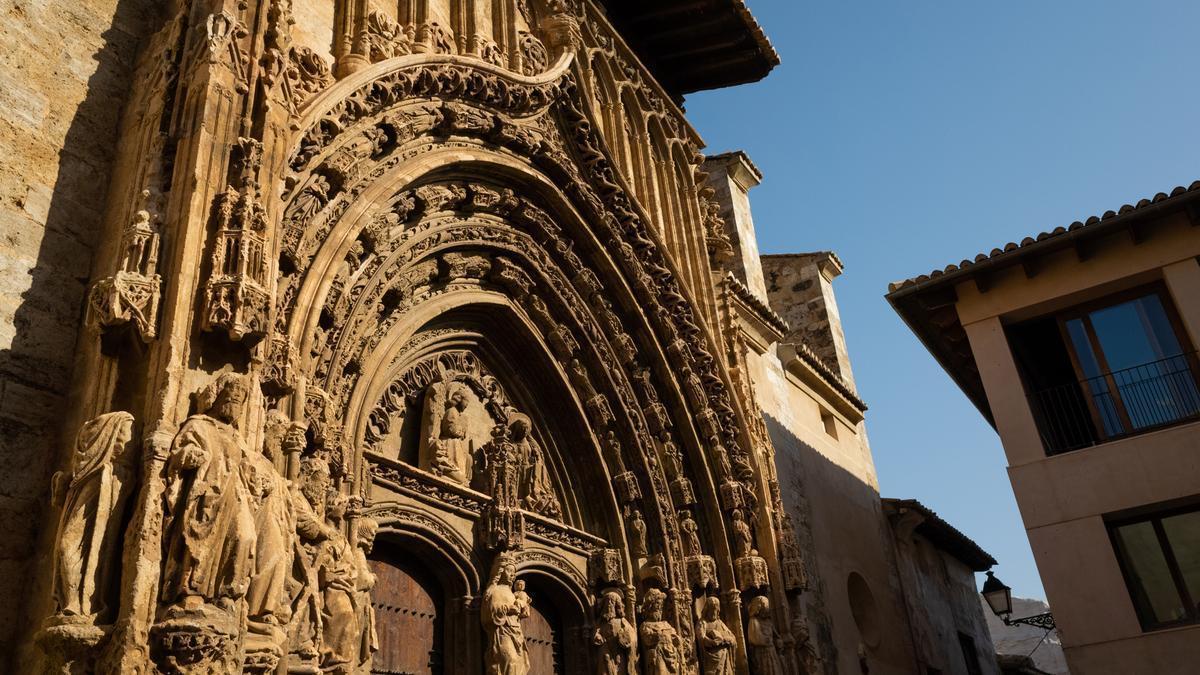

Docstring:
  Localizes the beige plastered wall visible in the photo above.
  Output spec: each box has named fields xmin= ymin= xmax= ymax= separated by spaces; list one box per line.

xmin=955 ymin=213 xmax=1200 ymax=674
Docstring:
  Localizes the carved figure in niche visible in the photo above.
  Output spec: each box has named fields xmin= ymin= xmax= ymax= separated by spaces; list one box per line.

xmin=593 ymin=589 xmax=637 ymax=675
xmin=288 ymin=455 xmax=334 ymax=662
xmin=482 ymin=553 xmax=529 ymax=675
xmin=483 ymin=422 xmax=522 ymax=509
xmin=160 ymin=373 xmax=255 ymax=609
xmin=627 ymin=506 xmax=648 ymax=558
xmin=512 ymin=414 xmax=560 ymax=518
xmin=419 ymin=379 xmax=475 ymax=483
xmin=696 ymin=596 xmax=736 ymax=675
xmin=319 ymin=494 xmax=360 ymax=672
xmin=680 ymin=511 xmax=702 ymax=557
xmin=354 ymin=517 xmax=379 ymax=671
xmin=48 ymin=411 xmax=137 ymax=626
xmin=639 ymin=588 xmax=680 ymax=675
xmin=747 ymin=596 xmax=784 ymax=675
xmin=732 ymin=509 xmax=754 ymax=557
xmin=244 ymin=411 xmax=298 ymax=652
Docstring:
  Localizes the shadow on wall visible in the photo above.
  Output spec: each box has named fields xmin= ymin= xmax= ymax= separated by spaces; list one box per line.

xmin=763 ymin=412 xmax=921 ymax=675
xmin=0 ymin=0 xmax=157 ymax=667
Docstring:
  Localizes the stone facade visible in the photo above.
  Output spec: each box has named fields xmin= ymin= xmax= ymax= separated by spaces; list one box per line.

xmin=2 ymin=1 xmax=1000 ymax=673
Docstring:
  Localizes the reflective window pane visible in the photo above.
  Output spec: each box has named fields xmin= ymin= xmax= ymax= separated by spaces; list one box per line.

xmin=1113 ymin=521 xmax=1187 ymax=626
xmin=1162 ymin=511 xmax=1200 ymax=614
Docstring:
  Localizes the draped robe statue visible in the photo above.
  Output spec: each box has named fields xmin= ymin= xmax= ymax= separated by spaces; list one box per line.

xmin=747 ymin=596 xmax=784 ymax=675
xmin=288 ymin=455 xmax=334 ymax=663
xmin=354 ymin=518 xmax=380 ymax=671
xmin=419 ymin=380 xmax=474 ymax=483
xmin=319 ymin=495 xmax=360 ymax=672
xmin=592 ymin=589 xmax=637 ymax=675
xmin=49 ymin=411 xmax=138 ymax=625
xmin=511 ymin=414 xmax=559 ymax=518
xmin=639 ymin=589 xmax=680 ymax=675
xmin=481 ymin=554 xmax=529 ymax=675
xmin=244 ymin=412 xmax=298 ymax=655
xmin=160 ymin=373 xmax=256 ymax=609
xmin=697 ymin=597 xmax=736 ymax=675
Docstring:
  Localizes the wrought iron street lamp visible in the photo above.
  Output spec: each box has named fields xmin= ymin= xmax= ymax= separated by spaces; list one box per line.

xmin=982 ymin=571 xmax=1056 ymax=630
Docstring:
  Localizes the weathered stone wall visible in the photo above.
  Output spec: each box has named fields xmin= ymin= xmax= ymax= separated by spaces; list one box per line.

xmin=0 ymin=0 xmax=155 ymax=661
xmin=761 ymin=252 xmax=858 ymax=388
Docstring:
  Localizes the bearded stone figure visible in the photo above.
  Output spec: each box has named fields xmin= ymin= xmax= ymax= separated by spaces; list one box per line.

xmin=288 ymin=455 xmax=335 ymax=664
xmin=48 ymin=411 xmax=138 ymax=628
xmin=696 ymin=597 xmax=736 ymax=675
xmin=244 ymin=411 xmax=298 ymax=660
xmin=747 ymin=596 xmax=784 ymax=675
xmin=319 ymin=494 xmax=360 ymax=672
xmin=160 ymin=373 xmax=255 ymax=611
xmin=419 ymin=380 xmax=474 ymax=483
xmin=638 ymin=589 xmax=680 ymax=675
xmin=481 ymin=553 xmax=529 ymax=675
xmin=592 ymin=589 xmax=637 ymax=675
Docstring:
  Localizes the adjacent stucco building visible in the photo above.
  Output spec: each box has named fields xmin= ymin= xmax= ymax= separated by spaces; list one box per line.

xmin=889 ymin=183 xmax=1200 ymax=673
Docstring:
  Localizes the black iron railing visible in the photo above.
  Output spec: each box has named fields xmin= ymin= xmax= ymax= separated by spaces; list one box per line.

xmin=1030 ymin=353 xmax=1200 ymax=454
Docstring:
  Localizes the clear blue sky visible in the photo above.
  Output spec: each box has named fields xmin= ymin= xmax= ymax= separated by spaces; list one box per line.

xmin=684 ymin=1 xmax=1200 ymax=601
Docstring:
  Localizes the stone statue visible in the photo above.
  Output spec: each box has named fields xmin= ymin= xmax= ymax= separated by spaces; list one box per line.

xmin=512 ymin=414 xmax=560 ymax=518
xmin=593 ymin=588 xmax=637 ymax=675
xmin=680 ymin=511 xmax=702 ymax=557
xmin=419 ymin=379 xmax=474 ymax=482
xmin=792 ymin=613 xmax=819 ymax=675
xmin=244 ymin=411 xmax=299 ymax=660
xmin=288 ymin=455 xmax=334 ymax=664
xmin=354 ymin=517 xmax=379 ymax=672
xmin=628 ymin=507 xmax=648 ymax=558
xmin=732 ymin=509 xmax=754 ymax=557
xmin=319 ymin=494 xmax=360 ymax=672
xmin=512 ymin=579 xmax=532 ymax=619
xmin=696 ymin=596 xmax=736 ymax=675
xmin=639 ymin=588 xmax=680 ymax=675
xmin=48 ymin=411 xmax=138 ymax=625
xmin=483 ymin=422 xmax=523 ymax=509
xmin=160 ymin=373 xmax=256 ymax=609
xmin=481 ymin=553 xmax=529 ymax=675
xmin=747 ymin=596 xmax=784 ymax=675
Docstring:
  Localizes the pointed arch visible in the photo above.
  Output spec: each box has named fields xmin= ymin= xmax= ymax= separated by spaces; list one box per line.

xmin=272 ymin=56 xmax=776 ymax=638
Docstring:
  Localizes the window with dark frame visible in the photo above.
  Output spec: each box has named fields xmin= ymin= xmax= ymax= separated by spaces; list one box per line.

xmin=1008 ymin=283 xmax=1200 ymax=455
xmin=1108 ymin=502 xmax=1200 ymax=631
xmin=956 ymin=632 xmax=983 ymax=675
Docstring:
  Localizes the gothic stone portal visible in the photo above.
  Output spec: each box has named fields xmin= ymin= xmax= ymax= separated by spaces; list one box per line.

xmin=26 ymin=1 xmax=806 ymax=674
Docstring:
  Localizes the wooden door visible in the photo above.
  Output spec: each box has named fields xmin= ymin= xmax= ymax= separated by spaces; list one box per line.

xmin=523 ymin=587 xmax=563 ymax=675
xmin=369 ymin=554 xmax=443 ymax=675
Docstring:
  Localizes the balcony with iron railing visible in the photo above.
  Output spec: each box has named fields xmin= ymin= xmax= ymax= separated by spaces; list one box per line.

xmin=1029 ymin=352 xmax=1200 ymax=455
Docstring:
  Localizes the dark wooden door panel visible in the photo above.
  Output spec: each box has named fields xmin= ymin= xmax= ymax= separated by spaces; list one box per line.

xmin=523 ymin=589 xmax=562 ymax=675
xmin=370 ymin=555 xmax=442 ymax=675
